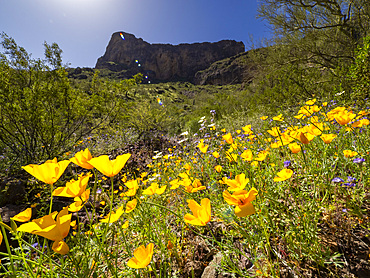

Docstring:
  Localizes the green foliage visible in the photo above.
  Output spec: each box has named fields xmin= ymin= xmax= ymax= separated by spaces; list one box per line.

xmin=348 ymin=35 xmax=370 ymax=102
xmin=0 ymin=33 xmax=138 ymax=169
xmin=249 ymin=0 xmax=370 ymax=114
xmin=258 ymin=0 xmax=370 ymax=70
xmin=124 ymin=98 xmax=172 ymax=139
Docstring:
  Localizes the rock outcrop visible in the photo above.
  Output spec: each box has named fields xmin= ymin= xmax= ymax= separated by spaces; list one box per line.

xmin=95 ymin=32 xmax=245 ymax=82
xmin=194 ymin=51 xmax=258 ymax=85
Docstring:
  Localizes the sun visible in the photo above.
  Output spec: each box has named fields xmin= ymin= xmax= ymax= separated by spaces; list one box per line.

xmin=53 ymin=0 xmax=107 ymax=15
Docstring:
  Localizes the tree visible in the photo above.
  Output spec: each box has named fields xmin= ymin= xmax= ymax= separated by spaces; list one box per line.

xmin=0 ymin=33 xmax=138 ymax=168
xmin=257 ymin=0 xmax=370 ymax=70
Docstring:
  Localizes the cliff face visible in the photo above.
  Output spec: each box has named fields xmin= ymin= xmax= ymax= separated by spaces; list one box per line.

xmin=95 ymin=32 xmax=245 ymax=82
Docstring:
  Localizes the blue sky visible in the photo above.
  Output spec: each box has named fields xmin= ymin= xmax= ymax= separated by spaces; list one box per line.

xmin=0 ymin=0 xmax=270 ymax=67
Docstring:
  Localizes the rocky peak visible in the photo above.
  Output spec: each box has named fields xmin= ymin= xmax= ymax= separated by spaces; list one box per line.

xmin=95 ymin=31 xmax=245 ymax=82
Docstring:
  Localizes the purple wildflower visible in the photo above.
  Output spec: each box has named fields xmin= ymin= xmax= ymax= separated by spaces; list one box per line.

xmin=331 ymin=177 xmax=344 ymax=183
xmin=353 ymin=157 xmax=365 ymax=164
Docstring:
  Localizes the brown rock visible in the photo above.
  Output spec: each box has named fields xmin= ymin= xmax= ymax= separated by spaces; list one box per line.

xmin=95 ymin=32 xmax=245 ymax=82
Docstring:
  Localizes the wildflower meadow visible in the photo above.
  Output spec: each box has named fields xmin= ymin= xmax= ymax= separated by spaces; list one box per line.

xmin=0 ymin=97 xmax=369 ymax=277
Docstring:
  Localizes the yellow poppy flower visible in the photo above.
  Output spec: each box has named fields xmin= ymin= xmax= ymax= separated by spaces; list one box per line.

xmin=52 ymin=240 xmax=69 ymax=255
xmin=288 ymin=142 xmax=301 ymax=153
xmin=225 ymin=173 xmax=249 ymax=192
xmin=89 ymin=153 xmax=131 ymax=177
xmin=222 ymin=133 xmax=233 ymax=144
xmin=100 ymin=205 xmax=124 ymax=223
xmin=53 ymin=172 xmax=92 ymax=198
xmin=125 ymin=199 xmax=137 ymax=213
xmin=17 ymin=207 xmax=71 ymax=254
xmin=183 ymin=178 xmax=206 ymax=193
xmin=242 ymin=124 xmax=252 ymax=134
xmin=123 ymin=179 xmax=139 ymax=196
xmin=127 ymin=243 xmax=154 ymax=269
xmin=255 ymin=151 xmax=268 ymax=161
xmin=214 ymin=165 xmax=222 ymax=173
xmin=267 ymin=127 xmax=280 ymax=137
xmin=352 ymin=118 xmax=370 ymax=128
xmin=169 ymin=178 xmax=180 ymax=190
xmin=226 ymin=152 xmax=238 ymax=162
xmin=299 ymin=132 xmax=315 ymax=144
xmin=305 ymin=98 xmax=316 ymax=105
xmin=22 ymin=158 xmax=70 ymax=185
xmin=197 ymin=142 xmax=209 ymax=153
xmin=272 ymin=114 xmax=284 ymax=121
xmin=68 ymin=189 xmax=90 ymax=212
xmin=334 ymin=111 xmax=356 ymax=125
xmin=273 ymin=169 xmax=293 ymax=182
xmin=11 ymin=208 xmax=32 ymax=222
xmin=212 ymin=151 xmax=220 ymax=158
xmin=320 ymin=134 xmax=337 ymax=144
xmin=241 ymin=149 xmax=253 ymax=161
xmin=70 ymin=148 xmax=94 ymax=169
xmin=343 ymin=150 xmax=358 ymax=158
xmin=184 ymin=198 xmax=211 ymax=226
xmin=223 ymin=188 xmax=258 ymax=217
xmin=326 ymin=106 xmax=346 ymax=121
xmin=142 ymin=183 xmax=167 ymax=195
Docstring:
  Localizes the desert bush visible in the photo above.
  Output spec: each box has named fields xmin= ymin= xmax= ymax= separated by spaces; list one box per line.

xmin=0 ymin=33 xmax=138 ymax=169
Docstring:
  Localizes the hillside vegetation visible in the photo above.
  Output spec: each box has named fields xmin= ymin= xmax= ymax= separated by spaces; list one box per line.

xmin=0 ymin=1 xmax=370 ymax=277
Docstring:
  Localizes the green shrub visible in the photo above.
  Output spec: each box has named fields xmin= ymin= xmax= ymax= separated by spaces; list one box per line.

xmin=348 ymin=35 xmax=370 ymax=103
xmin=0 ymin=33 xmax=138 ymax=169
